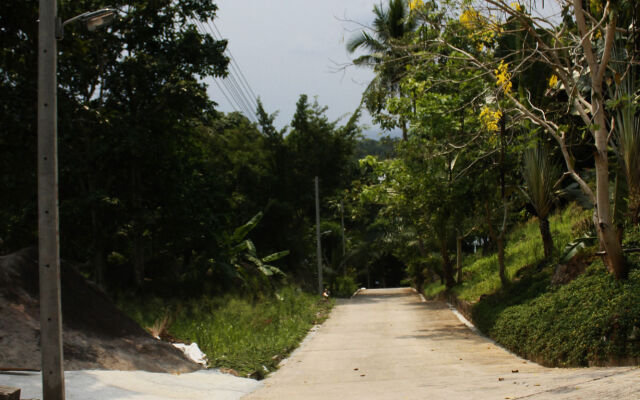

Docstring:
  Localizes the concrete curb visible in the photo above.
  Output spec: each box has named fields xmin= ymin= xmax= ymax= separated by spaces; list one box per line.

xmin=410 ymin=287 xmax=530 ymax=363
xmin=276 ymin=324 xmax=321 ymax=369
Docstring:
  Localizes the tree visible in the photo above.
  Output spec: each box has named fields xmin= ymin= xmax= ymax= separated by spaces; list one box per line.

xmin=1 ymin=0 xmax=230 ymax=287
xmin=410 ymin=0 xmax=636 ymax=278
xmin=347 ymin=0 xmax=417 ymax=139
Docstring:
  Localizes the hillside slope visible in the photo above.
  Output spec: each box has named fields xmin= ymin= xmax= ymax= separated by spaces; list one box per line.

xmin=0 ymin=248 xmax=199 ymax=372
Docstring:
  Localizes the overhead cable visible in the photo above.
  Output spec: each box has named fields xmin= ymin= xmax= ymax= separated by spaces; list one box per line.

xmin=192 ymin=18 xmax=258 ymax=122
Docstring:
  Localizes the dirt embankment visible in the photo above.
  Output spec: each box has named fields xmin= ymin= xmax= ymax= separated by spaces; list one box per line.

xmin=0 ymin=248 xmax=200 ymax=373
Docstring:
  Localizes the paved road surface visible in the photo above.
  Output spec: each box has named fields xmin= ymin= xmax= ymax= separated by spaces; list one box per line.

xmin=244 ymin=288 xmax=639 ymax=400
xmin=0 ymin=370 xmax=261 ymax=399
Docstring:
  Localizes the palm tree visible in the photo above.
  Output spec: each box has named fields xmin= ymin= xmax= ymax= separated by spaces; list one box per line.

xmin=347 ymin=0 xmax=416 ymax=140
xmin=522 ymin=145 xmax=560 ymax=259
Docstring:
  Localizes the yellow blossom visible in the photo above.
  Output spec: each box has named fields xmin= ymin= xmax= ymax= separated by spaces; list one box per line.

xmin=409 ymin=0 xmax=423 ymax=11
xmin=548 ymin=74 xmax=558 ymax=88
xmin=480 ymin=107 xmax=502 ymax=133
xmin=459 ymin=8 xmax=496 ymax=51
xmin=460 ymin=9 xmax=480 ymax=30
xmin=494 ymin=60 xmax=512 ymax=94
xmin=510 ymin=2 xmax=525 ymax=12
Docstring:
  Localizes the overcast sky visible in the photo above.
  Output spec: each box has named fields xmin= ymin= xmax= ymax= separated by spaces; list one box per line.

xmin=205 ymin=0 xmax=396 ymax=138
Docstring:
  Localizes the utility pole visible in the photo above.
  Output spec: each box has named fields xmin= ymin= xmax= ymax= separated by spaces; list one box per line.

xmin=38 ymin=0 xmax=65 ymax=399
xmin=340 ymin=199 xmax=346 ymax=257
xmin=36 ymin=6 xmax=115 ymax=400
xmin=315 ymin=176 xmax=323 ymax=294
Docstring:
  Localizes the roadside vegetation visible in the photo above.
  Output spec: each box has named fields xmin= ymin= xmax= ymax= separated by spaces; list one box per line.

xmin=1 ymin=1 xmax=353 ymax=375
xmin=423 ymin=204 xmax=640 ymax=366
xmin=119 ymin=287 xmax=333 ymax=378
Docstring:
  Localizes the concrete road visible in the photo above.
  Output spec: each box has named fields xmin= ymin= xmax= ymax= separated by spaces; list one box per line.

xmin=244 ymin=288 xmax=640 ymax=400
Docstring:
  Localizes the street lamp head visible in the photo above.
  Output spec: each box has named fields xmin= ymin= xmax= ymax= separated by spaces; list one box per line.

xmin=82 ymin=8 xmax=117 ymax=31
xmin=57 ymin=7 xmax=118 ymax=39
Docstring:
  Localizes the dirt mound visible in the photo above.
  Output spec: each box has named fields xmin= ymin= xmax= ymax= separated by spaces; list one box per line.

xmin=0 ymin=248 xmax=201 ymax=373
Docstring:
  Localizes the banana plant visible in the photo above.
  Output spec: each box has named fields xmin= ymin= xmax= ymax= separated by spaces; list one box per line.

xmin=216 ymin=212 xmax=288 ymax=293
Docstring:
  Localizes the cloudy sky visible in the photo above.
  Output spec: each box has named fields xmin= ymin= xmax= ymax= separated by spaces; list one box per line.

xmin=205 ymin=0 xmax=394 ymax=137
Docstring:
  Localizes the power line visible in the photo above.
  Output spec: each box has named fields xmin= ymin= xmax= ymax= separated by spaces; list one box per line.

xmin=192 ymin=18 xmax=259 ymax=122
xmin=193 ymin=20 xmax=254 ymax=120
xmin=204 ymin=20 xmax=258 ymax=117
xmin=210 ymin=20 xmax=259 ymax=107
xmin=193 ymin=20 xmax=246 ymax=114
xmin=212 ymin=79 xmax=239 ymax=113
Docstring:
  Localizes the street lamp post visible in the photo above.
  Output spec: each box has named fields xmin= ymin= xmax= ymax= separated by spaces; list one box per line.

xmin=37 ymin=3 xmax=115 ymax=399
xmin=38 ymin=1 xmax=63 ymax=398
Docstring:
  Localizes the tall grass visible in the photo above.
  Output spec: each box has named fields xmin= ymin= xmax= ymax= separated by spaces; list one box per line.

xmin=118 ymin=286 xmax=333 ymax=378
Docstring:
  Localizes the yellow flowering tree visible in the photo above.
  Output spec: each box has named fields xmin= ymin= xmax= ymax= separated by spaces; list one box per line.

xmin=441 ymin=0 xmax=634 ymax=279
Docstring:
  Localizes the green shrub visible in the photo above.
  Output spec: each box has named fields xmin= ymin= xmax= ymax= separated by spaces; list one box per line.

xmin=423 ymin=282 xmax=446 ymax=299
xmin=331 ymin=275 xmax=359 ymax=298
xmin=480 ymin=263 xmax=640 ymax=366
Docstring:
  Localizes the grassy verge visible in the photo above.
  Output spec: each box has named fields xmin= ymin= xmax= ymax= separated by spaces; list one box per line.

xmin=423 ymin=203 xmax=640 ymax=366
xmin=118 ymin=286 xmax=333 ymax=378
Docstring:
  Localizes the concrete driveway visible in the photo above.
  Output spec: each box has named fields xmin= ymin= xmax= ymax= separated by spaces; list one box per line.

xmin=244 ymin=288 xmax=639 ymax=400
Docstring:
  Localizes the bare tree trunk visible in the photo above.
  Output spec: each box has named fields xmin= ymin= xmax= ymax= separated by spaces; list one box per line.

xmin=439 ymin=238 xmax=456 ymax=289
xmin=497 ymin=115 xmax=509 ymax=287
xmin=131 ymin=165 xmax=145 ymax=287
xmin=539 ymin=216 xmax=553 ymax=259
xmin=573 ymin=0 xmax=627 ymax=279
xmin=401 ymin=119 xmax=407 ymax=141
xmin=593 ymin=97 xmax=628 ymax=278
xmin=497 ymin=233 xmax=508 ymax=287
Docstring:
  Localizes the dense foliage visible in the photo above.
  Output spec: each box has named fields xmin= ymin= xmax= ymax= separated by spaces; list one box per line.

xmin=0 ymin=1 xmax=360 ymax=296
xmin=341 ymin=0 xmax=640 ymax=291
xmin=334 ymin=0 xmax=640 ymax=365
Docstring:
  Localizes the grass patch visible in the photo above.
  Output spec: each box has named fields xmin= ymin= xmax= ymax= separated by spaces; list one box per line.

xmin=118 ymin=286 xmax=333 ymax=378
